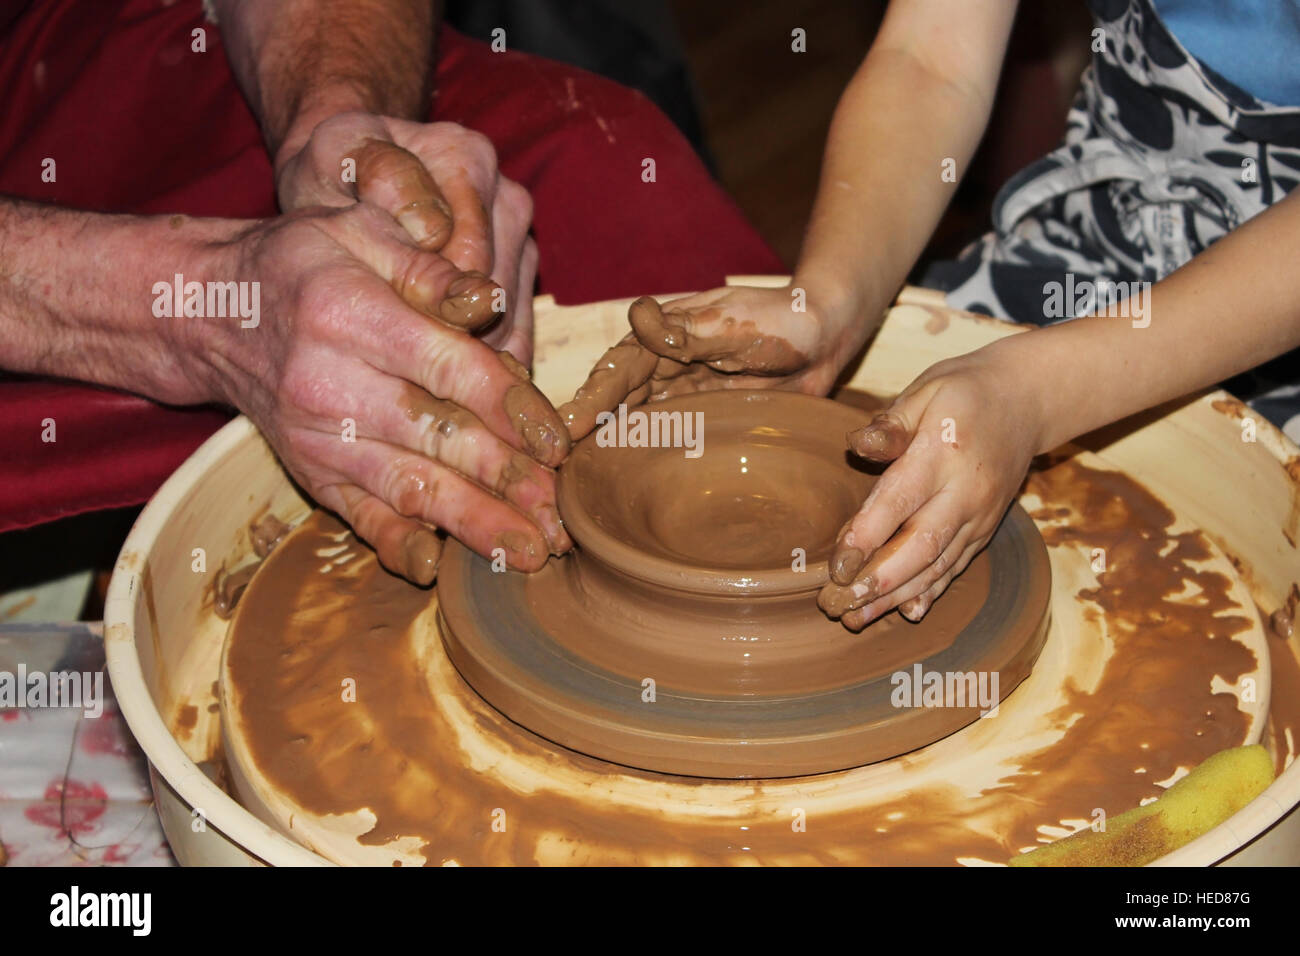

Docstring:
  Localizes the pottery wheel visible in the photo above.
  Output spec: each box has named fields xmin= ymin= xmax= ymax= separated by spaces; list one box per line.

xmin=439 ymin=390 xmax=1053 ymax=778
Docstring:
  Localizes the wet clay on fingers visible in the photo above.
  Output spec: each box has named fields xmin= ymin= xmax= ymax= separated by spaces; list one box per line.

xmin=556 ymin=336 xmax=662 ymax=439
xmin=629 ymin=297 xmax=807 ymax=374
xmin=437 ymin=271 xmax=502 ymax=331
xmin=503 ymin=383 xmax=569 ymax=465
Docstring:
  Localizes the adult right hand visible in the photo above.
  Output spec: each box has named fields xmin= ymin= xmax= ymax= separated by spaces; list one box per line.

xmin=182 ymin=199 xmax=571 ymax=585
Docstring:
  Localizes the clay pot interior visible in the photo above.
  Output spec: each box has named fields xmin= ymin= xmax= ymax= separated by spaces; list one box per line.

xmin=557 ymin=389 xmax=876 ymax=594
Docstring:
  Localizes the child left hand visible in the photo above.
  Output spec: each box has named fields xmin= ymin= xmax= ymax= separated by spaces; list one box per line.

xmin=819 ymin=339 xmax=1046 ymax=631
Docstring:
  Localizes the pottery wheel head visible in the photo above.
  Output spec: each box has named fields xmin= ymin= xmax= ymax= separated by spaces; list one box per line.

xmin=439 ymin=389 xmax=1052 ymax=778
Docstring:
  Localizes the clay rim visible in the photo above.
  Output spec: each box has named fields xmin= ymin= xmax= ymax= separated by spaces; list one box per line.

xmin=556 ymin=389 xmax=872 ymax=596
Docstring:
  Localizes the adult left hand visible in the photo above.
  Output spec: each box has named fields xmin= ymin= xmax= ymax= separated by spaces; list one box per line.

xmin=274 ymin=111 xmax=537 ymax=363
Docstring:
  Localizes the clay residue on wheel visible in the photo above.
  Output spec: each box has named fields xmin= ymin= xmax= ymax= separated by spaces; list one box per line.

xmin=223 ymin=448 xmax=1267 ymax=865
xmin=209 ymin=513 xmax=295 ymax=620
xmin=1000 ymin=459 xmax=1258 ymax=856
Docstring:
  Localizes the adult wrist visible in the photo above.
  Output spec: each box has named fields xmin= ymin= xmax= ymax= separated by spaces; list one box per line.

xmin=271 ymin=87 xmax=379 ymax=183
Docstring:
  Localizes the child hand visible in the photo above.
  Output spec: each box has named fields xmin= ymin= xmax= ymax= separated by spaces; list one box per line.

xmin=559 ymin=282 xmax=872 ymax=440
xmin=818 ymin=341 xmax=1044 ymax=631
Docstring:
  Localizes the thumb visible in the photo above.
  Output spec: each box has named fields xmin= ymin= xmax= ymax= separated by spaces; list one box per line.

xmin=334 ymin=204 xmax=503 ymax=332
xmin=354 ymin=138 xmax=455 ymax=251
xmin=847 ymin=405 xmax=917 ymax=464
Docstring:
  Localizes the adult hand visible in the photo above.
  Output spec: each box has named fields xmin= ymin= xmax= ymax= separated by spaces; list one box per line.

xmin=275 ymin=111 xmax=537 ymax=363
xmin=560 ymin=282 xmax=873 ymax=440
xmin=185 ymin=200 xmax=570 ymax=585
xmin=817 ymin=340 xmax=1043 ymax=630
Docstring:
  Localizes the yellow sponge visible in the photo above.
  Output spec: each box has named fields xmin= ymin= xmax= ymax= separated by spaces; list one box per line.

xmin=1009 ymin=744 xmax=1274 ymax=867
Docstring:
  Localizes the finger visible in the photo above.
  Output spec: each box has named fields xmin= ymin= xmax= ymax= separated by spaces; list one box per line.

xmin=388 ymin=120 xmax=498 ymax=275
xmin=824 ymin=493 xmax=962 ymax=614
xmin=842 ymin=537 xmax=979 ymax=631
xmin=362 ymin=377 xmax=571 ymax=553
xmin=897 ymin=540 xmax=983 ymax=622
xmin=333 ymin=203 xmax=503 ymax=332
xmin=434 ymin=168 xmax=495 ymax=275
xmin=847 ymin=409 xmax=914 ymax=463
xmin=324 ymin=210 xmax=570 ymax=466
xmin=482 ymin=232 xmax=537 ymax=361
xmin=819 ymin=495 xmax=957 ymax=619
xmin=316 ymin=434 xmax=550 ymax=572
xmin=628 ymin=295 xmax=805 ymax=374
xmin=556 ymin=334 xmax=661 ymax=440
xmin=317 ymin=482 xmax=443 ymax=586
xmin=433 ymin=270 xmax=503 ymax=332
xmin=354 ymin=138 xmax=454 ymax=250
xmin=825 ymin=448 xmax=938 ymax=589
xmin=275 ymin=111 xmax=391 ymax=211
xmin=486 ymin=177 xmax=530 ymax=309
xmin=495 ymin=346 xmax=532 ymax=381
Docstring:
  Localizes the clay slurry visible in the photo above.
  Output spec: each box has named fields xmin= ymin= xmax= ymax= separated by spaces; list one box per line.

xmin=223 ymin=425 xmax=1265 ymax=863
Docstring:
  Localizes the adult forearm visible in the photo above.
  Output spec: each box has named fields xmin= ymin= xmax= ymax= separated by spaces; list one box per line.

xmin=0 ymin=199 xmax=236 ymax=406
xmin=214 ymin=0 xmax=436 ymax=167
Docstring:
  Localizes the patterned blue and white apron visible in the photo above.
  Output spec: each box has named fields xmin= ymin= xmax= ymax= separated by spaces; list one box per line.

xmin=925 ymin=0 xmax=1300 ymax=441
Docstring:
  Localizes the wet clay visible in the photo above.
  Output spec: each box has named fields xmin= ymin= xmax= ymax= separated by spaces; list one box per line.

xmin=538 ymin=389 xmax=998 ymax=696
xmin=439 ymin=389 xmax=1049 ymax=776
xmin=557 ymin=336 xmax=660 ymax=438
xmin=222 ymin=443 xmax=1272 ymax=865
xmin=524 ymin=547 xmax=992 ymax=697
xmin=1271 ymin=582 xmax=1299 ymax=640
xmin=220 ymin=434 xmax=1268 ymax=868
xmin=209 ymin=513 xmax=295 ymax=620
xmin=561 ymin=389 xmax=876 ymax=575
xmin=629 ymin=297 xmax=807 ymax=375
xmin=1264 ymin=616 xmax=1300 ymax=774
xmin=503 ymin=383 xmax=569 ymax=464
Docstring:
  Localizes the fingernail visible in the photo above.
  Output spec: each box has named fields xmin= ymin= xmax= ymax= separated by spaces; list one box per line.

xmin=830 ymin=546 xmax=865 ymax=585
xmin=842 ymin=610 xmax=871 ymax=633
xmin=505 ymin=384 xmax=570 ymax=465
xmin=497 ymin=349 xmax=531 ymax=381
xmin=447 ymin=270 xmax=490 ymax=298
xmin=439 ymin=273 xmax=498 ymax=329
xmin=851 ymin=610 xmax=878 ymax=631
xmin=522 ymin=421 xmax=562 ymax=463
xmin=402 ymin=527 xmax=442 ymax=586
xmin=496 ymin=530 xmax=542 ymax=568
xmin=398 ymin=207 xmax=449 ymax=247
xmin=848 ymin=425 xmax=886 ymax=456
xmin=818 ymin=574 xmax=876 ymax=618
xmin=535 ymin=504 xmax=572 ymax=555
xmin=848 ymin=414 xmax=908 ymax=461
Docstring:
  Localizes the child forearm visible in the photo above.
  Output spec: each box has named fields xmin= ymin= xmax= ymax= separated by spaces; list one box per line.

xmin=989 ymin=189 xmax=1300 ymax=451
xmin=796 ymin=0 xmax=1019 ymax=323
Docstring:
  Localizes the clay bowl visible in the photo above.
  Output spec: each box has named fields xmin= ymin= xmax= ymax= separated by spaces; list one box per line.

xmin=558 ymin=389 xmax=870 ymax=592
xmin=438 ymin=388 xmax=1054 ymax=777
xmin=553 ymin=388 xmax=878 ymax=694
